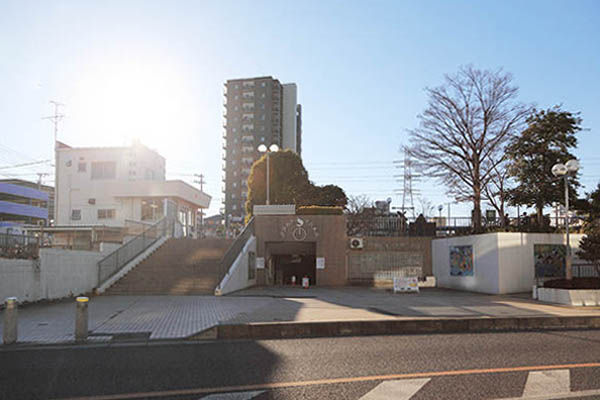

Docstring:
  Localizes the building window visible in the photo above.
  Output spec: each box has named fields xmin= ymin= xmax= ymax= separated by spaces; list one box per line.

xmin=71 ymin=209 xmax=81 ymax=220
xmin=97 ymin=209 xmax=116 ymax=219
xmin=232 ymin=204 xmax=237 ymax=210
xmin=78 ymin=162 xmax=86 ymax=172
xmin=261 ymin=82 xmax=266 ymax=87
xmin=91 ymin=161 xmax=116 ymax=180
xmin=233 ymin=182 xmax=237 ymax=188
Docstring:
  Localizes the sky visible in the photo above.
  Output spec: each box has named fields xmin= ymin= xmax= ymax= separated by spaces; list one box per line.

xmin=1 ymin=0 xmax=599 ymax=218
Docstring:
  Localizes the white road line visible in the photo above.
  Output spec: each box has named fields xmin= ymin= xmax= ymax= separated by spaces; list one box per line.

xmin=201 ymin=390 xmax=265 ymax=400
xmin=523 ymin=369 xmax=570 ymax=397
xmin=499 ymin=388 xmax=600 ymax=400
xmin=359 ymin=378 xmax=431 ymax=400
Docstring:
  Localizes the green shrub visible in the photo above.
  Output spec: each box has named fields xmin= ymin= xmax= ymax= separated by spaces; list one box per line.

xmin=296 ymin=206 xmax=344 ymax=215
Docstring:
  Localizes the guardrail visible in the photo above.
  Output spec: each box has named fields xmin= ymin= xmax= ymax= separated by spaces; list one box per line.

xmin=216 ymin=217 xmax=255 ymax=285
xmin=97 ymin=218 xmax=171 ymax=287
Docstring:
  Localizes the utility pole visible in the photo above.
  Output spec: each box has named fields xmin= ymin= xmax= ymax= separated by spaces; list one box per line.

xmin=194 ymin=174 xmax=206 ymax=237
xmin=42 ymin=100 xmax=65 ymax=225
xmin=36 ymin=172 xmax=50 ymax=189
xmin=42 ymin=100 xmax=65 ymax=148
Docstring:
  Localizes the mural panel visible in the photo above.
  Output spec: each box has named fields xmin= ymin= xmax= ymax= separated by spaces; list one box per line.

xmin=534 ymin=244 xmax=566 ymax=278
xmin=450 ymin=245 xmax=474 ymax=276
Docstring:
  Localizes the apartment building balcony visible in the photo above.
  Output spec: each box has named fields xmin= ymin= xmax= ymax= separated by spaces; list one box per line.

xmin=241 ymin=168 xmax=251 ymax=176
xmin=242 ymin=103 xmax=254 ymax=110
xmin=242 ymin=91 xmax=254 ymax=99
xmin=241 ymin=135 xmax=254 ymax=142
xmin=241 ymin=146 xmax=255 ymax=153
xmin=242 ymin=81 xmax=255 ymax=88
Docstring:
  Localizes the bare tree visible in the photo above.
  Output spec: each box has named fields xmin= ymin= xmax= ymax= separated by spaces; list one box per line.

xmin=346 ymin=194 xmax=373 ymax=215
xmin=407 ymin=65 xmax=529 ymax=232
xmin=417 ymin=197 xmax=435 ymax=218
xmin=346 ymin=194 xmax=373 ymax=236
xmin=482 ymin=160 xmax=511 ymax=227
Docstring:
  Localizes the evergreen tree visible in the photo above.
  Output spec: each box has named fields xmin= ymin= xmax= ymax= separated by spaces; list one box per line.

xmin=507 ymin=106 xmax=581 ymax=226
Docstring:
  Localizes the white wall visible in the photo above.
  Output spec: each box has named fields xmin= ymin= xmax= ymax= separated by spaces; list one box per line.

xmin=497 ymin=232 xmax=584 ymax=293
xmin=433 ymin=233 xmax=500 ymax=294
xmin=433 ymin=232 xmax=585 ymax=294
xmin=0 ymin=247 xmax=111 ymax=303
xmin=56 ymin=143 xmax=165 ymax=226
xmin=215 ymin=236 xmax=257 ymax=295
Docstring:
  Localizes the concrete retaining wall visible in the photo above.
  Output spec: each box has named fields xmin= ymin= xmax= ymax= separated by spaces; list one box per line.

xmin=216 ymin=236 xmax=257 ymax=296
xmin=0 ymin=247 xmax=111 ymax=303
xmin=433 ymin=232 xmax=585 ymax=294
xmin=538 ymin=287 xmax=600 ymax=306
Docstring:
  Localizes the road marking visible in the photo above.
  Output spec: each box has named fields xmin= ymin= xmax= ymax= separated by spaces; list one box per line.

xmin=523 ymin=369 xmax=570 ymax=397
xmin=201 ymin=390 xmax=265 ymax=400
xmin=499 ymin=389 xmax=600 ymax=400
xmin=52 ymin=361 xmax=600 ymax=400
xmin=359 ymin=378 xmax=430 ymax=400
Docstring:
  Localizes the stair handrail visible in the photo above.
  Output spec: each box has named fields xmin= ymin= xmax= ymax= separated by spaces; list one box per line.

xmin=216 ymin=217 xmax=255 ymax=284
xmin=97 ymin=217 xmax=171 ymax=287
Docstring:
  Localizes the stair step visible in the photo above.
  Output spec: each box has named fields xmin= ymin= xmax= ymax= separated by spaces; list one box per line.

xmin=104 ymin=238 xmax=232 ymax=296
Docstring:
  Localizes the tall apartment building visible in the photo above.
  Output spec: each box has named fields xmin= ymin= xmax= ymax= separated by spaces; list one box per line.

xmin=222 ymin=76 xmax=302 ymax=223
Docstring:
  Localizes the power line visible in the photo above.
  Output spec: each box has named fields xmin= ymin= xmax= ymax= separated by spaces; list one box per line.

xmin=0 ymin=159 xmax=52 ymax=170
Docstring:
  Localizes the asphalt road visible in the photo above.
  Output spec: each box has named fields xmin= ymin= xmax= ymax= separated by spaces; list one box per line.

xmin=1 ymin=329 xmax=600 ymax=400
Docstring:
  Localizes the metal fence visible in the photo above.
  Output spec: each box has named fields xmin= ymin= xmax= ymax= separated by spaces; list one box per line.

xmin=97 ymin=218 xmax=171 ymax=286
xmin=0 ymin=232 xmax=40 ymax=259
xmin=216 ymin=217 xmax=255 ymax=285
xmin=572 ymin=263 xmax=600 ymax=278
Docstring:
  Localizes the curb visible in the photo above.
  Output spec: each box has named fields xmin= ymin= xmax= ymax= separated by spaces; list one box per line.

xmin=189 ymin=316 xmax=600 ymax=341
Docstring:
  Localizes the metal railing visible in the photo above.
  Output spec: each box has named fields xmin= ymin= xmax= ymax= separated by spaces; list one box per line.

xmin=216 ymin=217 xmax=255 ymax=286
xmin=0 ymin=233 xmax=40 ymax=259
xmin=97 ymin=218 xmax=171 ymax=287
xmin=572 ymin=263 xmax=600 ymax=278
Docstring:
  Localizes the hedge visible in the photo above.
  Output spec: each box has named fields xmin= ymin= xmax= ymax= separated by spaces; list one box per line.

xmin=296 ymin=206 xmax=344 ymax=215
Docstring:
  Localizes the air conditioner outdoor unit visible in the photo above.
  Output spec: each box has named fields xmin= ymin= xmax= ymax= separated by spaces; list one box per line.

xmin=349 ymin=237 xmax=364 ymax=250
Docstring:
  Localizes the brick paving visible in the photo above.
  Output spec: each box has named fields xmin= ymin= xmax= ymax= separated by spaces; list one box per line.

xmin=2 ymin=288 xmax=600 ymax=345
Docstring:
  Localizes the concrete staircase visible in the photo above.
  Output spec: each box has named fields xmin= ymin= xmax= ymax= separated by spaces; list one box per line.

xmin=104 ymin=238 xmax=233 ymax=295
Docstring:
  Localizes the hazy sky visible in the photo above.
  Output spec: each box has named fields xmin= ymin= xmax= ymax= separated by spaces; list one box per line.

xmin=1 ymin=0 xmax=599 ymax=217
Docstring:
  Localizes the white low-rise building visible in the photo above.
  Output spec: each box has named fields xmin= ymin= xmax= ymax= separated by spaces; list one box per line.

xmin=54 ymin=140 xmax=210 ymax=237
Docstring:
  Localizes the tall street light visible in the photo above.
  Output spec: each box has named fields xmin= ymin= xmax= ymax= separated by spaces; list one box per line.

xmin=551 ymin=159 xmax=580 ymax=280
xmin=257 ymin=143 xmax=280 ymax=205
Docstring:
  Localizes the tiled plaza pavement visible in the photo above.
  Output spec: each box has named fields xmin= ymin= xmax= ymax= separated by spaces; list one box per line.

xmin=0 ymin=296 xmax=272 ymax=344
xmin=222 ymin=287 xmax=600 ymax=324
xmin=2 ymin=288 xmax=600 ymax=345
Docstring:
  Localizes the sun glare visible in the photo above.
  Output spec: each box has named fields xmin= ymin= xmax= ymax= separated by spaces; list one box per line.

xmin=68 ymin=59 xmax=195 ymax=155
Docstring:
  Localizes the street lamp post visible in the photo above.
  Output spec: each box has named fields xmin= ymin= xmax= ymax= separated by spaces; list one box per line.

xmin=257 ymin=144 xmax=279 ymax=205
xmin=551 ymin=159 xmax=580 ymax=280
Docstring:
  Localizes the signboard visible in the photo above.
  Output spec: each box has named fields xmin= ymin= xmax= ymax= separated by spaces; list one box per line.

xmin=256 ymin=257 xmax=265 ymax=269
xmin=316 ymin=257 xmax=325 ymax=270
xmin=393 ymin=277 xmax=419 ymax=293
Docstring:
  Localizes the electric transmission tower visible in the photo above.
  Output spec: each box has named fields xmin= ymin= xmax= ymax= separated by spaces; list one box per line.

xmin=393 ymin=149 xmax=420 ymax=218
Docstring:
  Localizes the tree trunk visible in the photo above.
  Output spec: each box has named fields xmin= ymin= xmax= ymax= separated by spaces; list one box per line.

xmin=473 ymin=188 xmax=482 ymax=233
xmin=536 ymin=205 xmax=544 ymax=227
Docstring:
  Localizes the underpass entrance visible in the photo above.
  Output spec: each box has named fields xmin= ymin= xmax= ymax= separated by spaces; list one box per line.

xmin=266 ymin=242 xmax=317 ymax=286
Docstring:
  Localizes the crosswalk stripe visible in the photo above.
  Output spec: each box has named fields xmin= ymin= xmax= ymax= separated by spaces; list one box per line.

xmin=201 ymin=390 xmax=265 ymax=400
xmin=523 ymin=369 xmax=570 ymax=397
xmin=359 ymin=378 xmax=431 ymax=400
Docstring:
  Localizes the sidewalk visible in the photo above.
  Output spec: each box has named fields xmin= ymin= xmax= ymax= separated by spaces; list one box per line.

xmin=2 ymin=288 xmax=600 ymax=345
